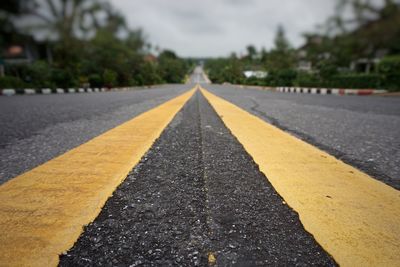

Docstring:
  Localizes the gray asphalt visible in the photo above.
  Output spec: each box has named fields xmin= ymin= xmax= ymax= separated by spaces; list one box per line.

xmin=1 ymin=69 xmax=397 ymax=265
xmin=60 ymin=92 xmax=335 ymax=266
xmin=189 ymin=66 xmax=210 ymax=84
xmin=0 ymin=85 xmax=191 ymax=184
xmin=204 ymin=84 xmax=400 ymax=190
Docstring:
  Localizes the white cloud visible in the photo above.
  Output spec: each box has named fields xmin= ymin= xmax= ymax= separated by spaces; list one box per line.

xmin=109 ymin=0 xmax=338 ymax=57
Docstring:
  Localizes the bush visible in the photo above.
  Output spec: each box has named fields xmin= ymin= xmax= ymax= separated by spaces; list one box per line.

xmin=103 ymin=69 xmax=117 ymax=87
xmin=88 ymin=74 xmax=103 ymax=87
xmin=136 ymin=62 xmax=163 ymax=86
xmin=26 ymin=61 xmax=55 ymax=88
xmin=378 ymin=55 xmax=400 ymax=91
xmin=0 ymin=76 xmax=27 ymax=88
xmin=294 ymin=72 xmax=322 ymax=87
xmin=293 ymin=72 xmax=383 ymax=89
xmin=266 ymin=69 xmax=297 ymax=86
xmin=51 ymin=68 xmax=79 ymax=88
xmin=243 ymin=76 xmax=266 ymax=86
xmin=328 ymin=73 xmax=382 ymax=89
xmin=319 ymin=63 xmax=338 ymax=80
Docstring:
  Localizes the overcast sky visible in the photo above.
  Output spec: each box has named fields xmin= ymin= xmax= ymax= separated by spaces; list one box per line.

xmin=109 ymin=0 xmax=338 ymax=57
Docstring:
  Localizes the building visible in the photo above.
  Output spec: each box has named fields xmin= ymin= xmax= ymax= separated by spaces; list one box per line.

xmin=243 ymin=70 xmax=268 ymax=79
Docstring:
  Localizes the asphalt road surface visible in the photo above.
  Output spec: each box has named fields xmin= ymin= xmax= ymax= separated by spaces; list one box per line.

xmin=1 ymin=71 xmax=399 ymax=265
xmin=189 ymin=66 xmax=210 ymax=84
xmin=3 ymin=82 xmax=397 ymax=190
xmin=0 ymin=85 xmax=189 ymax=184
xmin=204 ymin=84 xmax=400 ymax=190
xmin=60 ymin=92 xmax=335 ymax=266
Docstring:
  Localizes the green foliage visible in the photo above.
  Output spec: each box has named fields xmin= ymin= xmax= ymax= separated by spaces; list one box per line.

xmin=265 ymin=69 xmax=297 ymax=86
xmin=88 ymin=74 xmax=102 ymax=88
xmin=243 ymin=76 xmax=265 ymax=86
xmin=0 ymin=0 xmax=189 ymax=89
xmin=295 ymin=72 xmax=382 ymax=89
xmin=135 ymin=62 xmax=162 ymax=86
xmin=274 ymin=25 xmax=291 ymax=52
xmin=245 ymin=45 xmax=257 ymax=60
xmin=205 ymin=56 xmax=245 ymax=84
xmin=103 ymin=69 xmax=117 ymax=87
xmin=302 ymin=0 xmax=400 ymax=70
xmin=266 ymin=26 xmax=296 ymax=71
xmin=202 ymin=1 xmax=400 ymax=91
xmin=158 ymin=50 xmax=188 ymax=83
xmin=378 ymin=55 xmax=400 ymax=91
xmin=25 ymin=61 xmax=55 ymax=88
xmin=51 ymin=68 xmax=78 ymax=88
xmin=0 ymin=76 xmax=27 ymax=88
xmin=294 ymin=72 xmax=322 ymax=87
xmin=318 ymin=63 xmax=339 ymax=80
xmin=327 ymin=74 xmax=382 ymax=89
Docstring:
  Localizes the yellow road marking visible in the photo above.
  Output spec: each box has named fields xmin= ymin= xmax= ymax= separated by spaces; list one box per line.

xmin=201 ymin=88 xmax=400 ymax=267
xmin=0 ymin=88 xmax=195 ymax=267
xmin=208 ymin=252 xmax=216 ymax=265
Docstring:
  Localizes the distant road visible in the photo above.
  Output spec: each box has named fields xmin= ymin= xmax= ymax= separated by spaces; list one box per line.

xmin=188 ymin=66 xmax=211 ymax=84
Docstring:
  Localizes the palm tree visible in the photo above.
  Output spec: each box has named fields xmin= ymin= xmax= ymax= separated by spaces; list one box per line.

xmin=22 ymin=0 xmax=126 ymax=67
xmin=24 ymin=0 xmax=110 ymax=40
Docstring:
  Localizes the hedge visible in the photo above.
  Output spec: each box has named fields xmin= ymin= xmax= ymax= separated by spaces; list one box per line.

xmin=327 ymin=73 xmax=382 ymax=89
xmin=293 ymin=72 xmax=382 ymax=89
xmin=0 ymin=76 xmax=27 ymax=89
xmin=378 ymin=55 xmax=400 ymax=91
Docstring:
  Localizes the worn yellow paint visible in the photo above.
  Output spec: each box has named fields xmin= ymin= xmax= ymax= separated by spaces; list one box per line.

xmin=208 ymin=252 xmax=216 ymax=265
xmin=201 ymin=88 xmax=400 ymax=267
xmin=0 ymin=88 xmax=195 ymax=267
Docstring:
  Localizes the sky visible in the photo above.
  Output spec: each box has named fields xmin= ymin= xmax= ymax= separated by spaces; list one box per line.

xmin=109 ymin=0 xmax=338 ymax=57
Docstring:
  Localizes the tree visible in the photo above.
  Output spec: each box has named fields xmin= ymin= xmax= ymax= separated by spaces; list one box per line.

xmin=23 ymin=0 xmax=110 ymax=40
xmin=321 ymin=0 xmax=400 ymax=59
xmin=274 ymin=25 xmax=291 ymax=52
xmin=19 ymin=0 xmax=125 ymax=69
xmin=103 ymin=69 xmax=117 ymax=87
xmin=0 ymin=0 xmax=31 ymax=46
xmin=246 ymin=45 xmax=257 ymax=60
xmin=0 ymin=0 xmax=189 ymax=88
xmin=266 ymin=25 xmax=295 ymax=70
xmin=158 ymin=50 xmax=188 ymax=83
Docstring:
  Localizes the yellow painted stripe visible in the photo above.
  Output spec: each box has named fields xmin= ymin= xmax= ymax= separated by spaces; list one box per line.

xmin=0 ymin=88 xmax=195 ymax=267
xmin=201 ymin=88 xmax=400 ymax=267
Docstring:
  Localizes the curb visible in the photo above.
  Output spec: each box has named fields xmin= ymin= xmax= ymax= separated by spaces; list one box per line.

xmin=235 ymin=85 xmax=273 ymax=91
xmin=1 ymin=87 xmax=110 ymax=96
xmin=0 ymin=84 xmax=181 ymax=96
xmin=275 ymin=87 xmax=387 ymax=96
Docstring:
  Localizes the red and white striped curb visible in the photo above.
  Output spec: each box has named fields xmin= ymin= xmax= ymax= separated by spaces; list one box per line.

xmin=276 ymin=87 xmax=387 ymax=96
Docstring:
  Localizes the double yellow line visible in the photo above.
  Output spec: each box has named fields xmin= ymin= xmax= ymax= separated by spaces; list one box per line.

xmin=0 ymin=86 xmax=399 ymax=266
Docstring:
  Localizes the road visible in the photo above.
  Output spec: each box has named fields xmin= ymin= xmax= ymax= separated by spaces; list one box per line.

xmin=203 ymin=84 xmax=400 ymax=190
xmin=0 ymin=85 xmax=188 ymax=184
xmin=60 ymin=92 xmax=335 ymax=266
xmin=188 ymin=66 xmax=211 ymax=84
xmin=0 ymin=69 xmax=399 ymax=266
xmin=3 ymin=82 xmax=398 ymax=189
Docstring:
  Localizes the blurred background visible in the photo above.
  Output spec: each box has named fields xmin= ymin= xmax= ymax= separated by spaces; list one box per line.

xmin=0 ymin=0 xmax=399 ymax=91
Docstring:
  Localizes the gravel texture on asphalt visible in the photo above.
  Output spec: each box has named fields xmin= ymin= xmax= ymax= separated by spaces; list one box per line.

xmin=60 ymin=92 xmax=335 ymax=266
xmin=0 ymin=85 xmax=190 ymax=184
xmin=204 ymin=85 xmax=400 ymax=190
